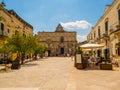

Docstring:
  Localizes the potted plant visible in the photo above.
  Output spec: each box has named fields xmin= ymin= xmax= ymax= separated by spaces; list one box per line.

xmin=74 ymin=47 xmax=83 ymax=69
xmin=100 ymin=50 xmax=112 ymax=70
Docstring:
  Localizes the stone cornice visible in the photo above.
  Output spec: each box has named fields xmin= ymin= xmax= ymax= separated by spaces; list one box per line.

xmin=0 ymin=5 xmax=11 ymax=18
xmin=38 ymin=31 xmax=76 ymax=33
xmin=88 ymin=0 xmax=118 ymax=37
xmin=8 ymin=10 xmax=33 ymax=29
xmin=94 ymin=0 xmax=118 ymax=28
xmin=39 ymin=41 xmax=77 ymax=43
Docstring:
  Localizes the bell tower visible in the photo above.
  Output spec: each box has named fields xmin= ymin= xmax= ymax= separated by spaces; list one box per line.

xmin=55 ymin=24 xmax=65 ymax=32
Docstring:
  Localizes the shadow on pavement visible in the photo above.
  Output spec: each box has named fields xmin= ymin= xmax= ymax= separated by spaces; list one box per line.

xmin=22 ymin=63 xmax=39 ymax=67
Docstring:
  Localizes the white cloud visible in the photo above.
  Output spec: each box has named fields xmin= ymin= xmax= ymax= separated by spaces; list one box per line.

xmin=61 ymin=20 xmax=92 ymax=30
xmin=77 ymin=35 xmax=87 ymax=42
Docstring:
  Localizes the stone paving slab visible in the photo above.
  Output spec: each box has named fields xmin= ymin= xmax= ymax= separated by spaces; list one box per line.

xmin=0 ymin=57 xmax=73 ymax=90
xmin=0 ymin=88 xmax=39 ymax=90
xmin=0 ymin=57 xmax=120 ymax=90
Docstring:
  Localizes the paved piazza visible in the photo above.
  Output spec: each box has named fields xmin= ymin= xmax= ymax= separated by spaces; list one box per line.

xmin=0 ymin=57 xmax=120 ymax=90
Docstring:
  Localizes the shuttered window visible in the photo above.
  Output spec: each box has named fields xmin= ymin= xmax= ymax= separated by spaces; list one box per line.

xmin=105 ymin=21 xmax=108 ymax=34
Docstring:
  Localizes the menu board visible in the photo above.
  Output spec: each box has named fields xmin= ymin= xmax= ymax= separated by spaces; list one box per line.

xmin=76 ymin=54 xmax=82 ymax=63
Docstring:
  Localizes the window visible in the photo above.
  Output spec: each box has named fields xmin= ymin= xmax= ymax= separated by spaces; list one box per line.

xmin=105 ymin=21 xmax=108 ymax=34
xmin=98 ymin=26 xmax=101 ymax=38
xmin=118 ymin=47 xmax=120 ymax=56
xmin=7 ymin=29 xmax=10 ymax=33
xmin=118 ymin=9 xmax=120 ymax=24
xmin=91 ymin=34 xmax=93 ymax=40
xmin=23 ymin=31 xmax=26 ymax=37
xmin=23 ymin=33 xmax=26 ymax=37
xmin=106 ymin=40 xmax=108 ymax=46
xmin=1 ymin=23 xmax=4 ymax=31
xmin=60 ymin=36 xmax=64 ymax=42
xmin=15 ymin=30 xmax=19 ymax=35
xmin=94 ymin=32 xmax=96 ymax=39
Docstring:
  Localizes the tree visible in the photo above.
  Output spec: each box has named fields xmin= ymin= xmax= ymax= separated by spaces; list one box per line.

xmin=0 ymin=44 xmax=14 ymax=71
xmin=33 ymin=44 xmax=46 ymax=59
xmin=6 ymin=34 xmax=38 ymax=64
xmin=4 ymin=33 xmax=46 ymax=64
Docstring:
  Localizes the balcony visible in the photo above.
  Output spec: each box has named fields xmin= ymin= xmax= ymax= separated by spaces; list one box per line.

xmin=115 ymin=24 xmax=120 ymax=35
xmin=102 ymin=33 xmax=108 ymax=37
xmin=101 ymin=33 xmax=109 ymax=40
xmin=88 ymin=39 xmax=94 ymax=43
xmin=110 ymin=24 xmax=120 ymax=35
xmin=96 ymin=37 xmax=101 ymax=41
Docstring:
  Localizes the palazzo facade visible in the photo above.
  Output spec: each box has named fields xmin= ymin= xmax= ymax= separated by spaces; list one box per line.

xmin=38 ymin=24 xmax=77 ymax=56
xmin=0 ymin=2 xmax=33 ymax=45
xmin=87 ymin=0 xmax=120 ymax=58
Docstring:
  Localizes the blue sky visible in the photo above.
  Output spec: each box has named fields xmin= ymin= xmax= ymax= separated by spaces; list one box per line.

xmin=2 ymin=0 xmax=114 ymax=42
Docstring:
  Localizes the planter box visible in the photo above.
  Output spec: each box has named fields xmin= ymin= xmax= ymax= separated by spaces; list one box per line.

xmin=100 ymin=63 xmax=112 ymax=70
xmin=82 ymin=56 xmax=89 ymax=69
xmin=75 ymin=63 xmax=83 ymax=69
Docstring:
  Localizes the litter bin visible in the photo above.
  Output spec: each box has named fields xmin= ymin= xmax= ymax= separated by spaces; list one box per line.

xmin=11 ymin=57 xmax=21 ymax=70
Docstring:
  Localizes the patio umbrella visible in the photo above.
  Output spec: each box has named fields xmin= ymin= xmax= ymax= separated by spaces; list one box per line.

xmin=80 ymin=43 xmax=104 ymax=49
xmin=80 ymin=43 xmax=104 ymax=56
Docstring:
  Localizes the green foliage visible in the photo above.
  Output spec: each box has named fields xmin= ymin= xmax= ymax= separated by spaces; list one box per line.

xmin=0 ymin=33 xmax=47 ymax=64
xmin=75 ymin=47 xmax=83 ymax=54
xmin=34 ymin=44 xmax=43 ymax=54
xmin=89 ymin=50 xmax=93 ymax=56
xmin=0 ymin=44 xmax=10 ymax=54
xmin=6 ymin=33 xmax=23 ymax=53
xmin=1 ymin=33 xmax=46 ymax=55
xmin=21 ymin=35 xmax=37 ymax=54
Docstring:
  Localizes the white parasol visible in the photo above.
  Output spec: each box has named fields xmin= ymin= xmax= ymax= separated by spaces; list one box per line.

xmin=80 ymin=43 xmax=104 ymax=49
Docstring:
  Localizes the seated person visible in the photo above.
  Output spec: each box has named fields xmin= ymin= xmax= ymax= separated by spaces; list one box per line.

xmin=88 ymin=56 xmax=94 ymax=68
xmin=95 ymin=57 xmax=104 ymax=66
xmin=88 ymin=56 xmax=92 ymax=64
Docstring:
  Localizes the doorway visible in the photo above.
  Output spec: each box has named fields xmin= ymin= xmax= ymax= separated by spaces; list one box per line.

xmin=97 ymin=49 xmax=102 ymax=57
xmin=48 ymin=50 xmax=51 ymax=56
xmin=60 ymin=48 xmax=64 ymax=54
xmin=104 ymin=49 xmax=109 ymax=60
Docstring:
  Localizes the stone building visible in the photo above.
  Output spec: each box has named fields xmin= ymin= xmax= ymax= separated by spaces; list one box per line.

xmin=38 ymin=24 xmax=77 ymax=56
xmin=0 ymin=2 xmax=33 ymax=45
xmin=87 ymin=0 xmax=120 ymax=58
